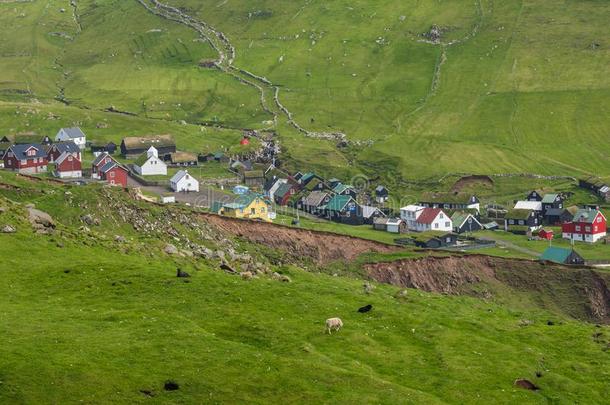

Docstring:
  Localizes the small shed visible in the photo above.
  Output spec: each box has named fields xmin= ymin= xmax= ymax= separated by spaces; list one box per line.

xmin=540 ymin=247 xmax=585 ymax=265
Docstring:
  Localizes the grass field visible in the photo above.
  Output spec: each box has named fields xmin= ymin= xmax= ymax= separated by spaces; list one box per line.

xmin=1 ymin=0 xmax=608 ymax=183
xmin=0 ymin=172 xmax=609 ymax=403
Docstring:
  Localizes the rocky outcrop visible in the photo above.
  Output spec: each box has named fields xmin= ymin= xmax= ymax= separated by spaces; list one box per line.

xmin=27 ymin=206 xmax=55 ymax=234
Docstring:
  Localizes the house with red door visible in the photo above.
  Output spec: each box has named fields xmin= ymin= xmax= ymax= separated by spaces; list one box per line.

xmin=47 ymin=141 xmax=81 ymax=163
xmin=91 ymin=152 xmax=115 ymax=180
xmin=3 ymin=143 xmax=48 ymax=174
xmin=53 ymin=152 xmax=82 ymax=179
xmin=562 ymin=208 xmax=607 ymax=243
xmin=99 ymin=160 xmax=128 ymax=187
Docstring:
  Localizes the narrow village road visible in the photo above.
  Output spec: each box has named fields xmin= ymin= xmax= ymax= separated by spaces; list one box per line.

xmin=478 ymin=236 xmax=540 ymax=258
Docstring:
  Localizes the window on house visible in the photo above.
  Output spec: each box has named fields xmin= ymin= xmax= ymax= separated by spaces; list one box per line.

xmin=21 ymin=159 xmax=26 ymax=165
xmin=110 ymin=172 xmax=115 ymax=178
xmin=598 ymin=217 xmax=602 ymax=223
xmin=434 ymin=223 xmax=439 ymax=229
xmin=575 ymin=226 xmax=581 ymax=231
xmin=261 ymin=207 xmax=266 ymax=213
xmin=585 ymin=226 xmax=591 ymax=232
xmin=445 ymin=222 xmax=450 ymax=227
xmin=519 ymin=220 xmax=524 ymax=225
xmin=251 ymin=208 xmax=256 ymax=215
xmin=509 ymin=220 xmax=514 ymax=225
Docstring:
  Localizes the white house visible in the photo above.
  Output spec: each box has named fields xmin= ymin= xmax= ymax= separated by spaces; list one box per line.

xmin=400 ymin=204 xmax=425 ymax=231
xmin=170 ymin=170 xmax=199 ymax=192
xmin=266 ymin=178 xmax=288 ymax=200
xmin=514 ymin=200 xmax=543 ymax=211
xmin=413 ymin=208 xmax=452 ymax=232
xmin=133 ymin=146 xmax=167 ymax=176
xmin=55 ymin=127 xmax=86 ymax=149
xmin=386 ymin=218 xmax=405 ymax=234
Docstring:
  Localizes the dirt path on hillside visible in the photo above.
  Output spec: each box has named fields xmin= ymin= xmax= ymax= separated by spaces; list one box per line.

xmin=201 ymin=213 xmax=402 ymax=264
xmin=135 ymin=0 xmax=348 ymax=143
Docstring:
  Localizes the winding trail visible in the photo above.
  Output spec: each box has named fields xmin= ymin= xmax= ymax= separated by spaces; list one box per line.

xmin=136 ymin=0 xmax=347 ymax=143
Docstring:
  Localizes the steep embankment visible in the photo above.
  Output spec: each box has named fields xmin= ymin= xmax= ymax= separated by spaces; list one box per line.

xmin=202 ymin=213 xmax=401 ymax=264
xmin=365 ymin=255 xmax=610 ymax=324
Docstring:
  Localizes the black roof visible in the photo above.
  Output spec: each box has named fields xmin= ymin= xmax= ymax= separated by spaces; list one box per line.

xmin=51 ymin=141 xmax=80 ymax=154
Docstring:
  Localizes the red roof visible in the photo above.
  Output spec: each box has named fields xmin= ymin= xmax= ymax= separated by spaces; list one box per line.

xmin=417 ymin=208 xmax=443 ymax=224
xmin=240 ymin=137 xmax=250 ymax=146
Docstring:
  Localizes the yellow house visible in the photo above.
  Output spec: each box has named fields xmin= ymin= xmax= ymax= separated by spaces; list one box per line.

xmin=213 ymin=194 xmax=273 ymax=222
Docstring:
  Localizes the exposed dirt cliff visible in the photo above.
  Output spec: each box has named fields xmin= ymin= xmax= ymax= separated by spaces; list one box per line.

xmin=202 ymin=213 xmax=401 ymax=264
xmin=365 ymin=255 xmax=610 ymax=323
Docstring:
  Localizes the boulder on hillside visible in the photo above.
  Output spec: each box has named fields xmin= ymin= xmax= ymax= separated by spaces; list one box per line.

xmin=27 ymin=207 xmax=55 ymax=233
xmin=164 ymin=244 xmax=179 ymax=255
xmin=1 ymin=225 xmax=16 ymax=233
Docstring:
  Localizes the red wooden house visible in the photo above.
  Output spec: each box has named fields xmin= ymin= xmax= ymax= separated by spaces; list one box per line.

xmin=538 ymin=228 xmax=554 ymax=241
xmin=562 ymin=208 xmax=607 ymax=243
xmin=99 ymin=160 xmax=128 ymax=187
xmin=54 ymin=152 xmax=82 ymax=179
xmin=91 ymin=153 xmax=115 ymax=180
xmin=3 ymin=144 xmax=48 ymax=174
xmin=47 ymin=141 xmax=81 ymax=163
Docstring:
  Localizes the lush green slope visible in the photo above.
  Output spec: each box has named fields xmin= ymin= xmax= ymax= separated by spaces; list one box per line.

xmin=1 ymin=172 xmax=609 ymax=404
xmin=2 ymin=0 xmax=608 ymax=180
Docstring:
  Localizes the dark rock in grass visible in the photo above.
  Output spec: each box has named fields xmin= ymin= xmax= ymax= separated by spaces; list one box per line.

xmin=358 ymin=304 xmax=373 ymax=313
xmin=64 ymin=269 xmax=71 ymax=274
xmin=547 ymin=320 xmax=555 ymax=326
xmin=176 ymin=268 xmax=191 ymax=278
xmin=139 ymin=389 xmax=155 ymax=397
xmin=514 ymin=379 xmax=539 ymax=391
xmin=535 ymin=371 xmax=543 ymax=378
xmin=164 ymin=380 xmax=180 ymax=391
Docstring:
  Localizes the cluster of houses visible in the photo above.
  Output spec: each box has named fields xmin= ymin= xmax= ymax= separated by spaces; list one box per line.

xmin=504 ymin=190 xmax=607 ymax=244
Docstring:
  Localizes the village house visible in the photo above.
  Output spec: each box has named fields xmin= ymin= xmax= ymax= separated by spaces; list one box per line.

xmin=99 ymin=160 xmax=128 ymax=187
xmin=168 ymin=152 xmax=198 ymax=167
xmin=47 ymin=141 xmax=81 ymax=163
xmin=540 ymin=247 xmax=585 ymax=266
xmin=579 ymin=176 xmax=610 ymax=201
xmin=53 ymin=152 xmax=82 ymax=179
xmin=411 ymin=232 xmax=459 ymax=249
xmin=504 ymin=209 xmax=541 ymax=234
xmin=541 ymin=193 xmax=564 ymax=214
xmin=375 ymin=186 xmax=389 ymax=204
xmin=302 ymin=191 xmax=331 ymax=214
xmin=412 ymin=208 xmax=452 ymax=233
xmin=526 ymin=190 xmax=543 ymax=202
xmin=91 ymin=153 xmax=115 ymax=180
xmin=133 ymin=146 xmax=167 ymax=176
xmin=373 ymin=217 xmax=406 ymax=234
xmin=170 ymin=170 xmax=199 ymax=192
xmin=513 ymin=200 xmax=543 ymax=212
xmin=561 ymin=208 xmax=607 ymax=243
xmin=274 ymin=182 xmax=298 ymax=206
xmin=450 ymin=211 xmax=482 ymax=234
xmin=120 ymin=135 xmax=176 ymax=158
xmin=361 ymin=205 xmax=386 ymax=225
xmin=332 ymin=183 xmax=357 ymax=198
xmin=55 ymin=127 xmax=86 ymax=149
xmin=322 ymin=195 xmax=362 ymax=225
xmin=41 ymin=135 xmax=52 ymax=146
xmin=264 ymin=177 xmax=288 ymax=201
xmin=400 ymin=205 xmax=426 ymax=230
xmin=90 ymin=141 xmax=117 ymax=155
xmin=419 ymin=193 xmax=480 ymax=213
xmin=544 ymin=207 xmax=575 ymax=226
xmin=536 ymin=228 xmax=554 ymax=241
xmin=243 ymin=170 xmax=265 ymax=188
xmin=211 ymin=193 xmax=273 ymax=222
xmin=3 ymin=144 xmax=48 ymax=174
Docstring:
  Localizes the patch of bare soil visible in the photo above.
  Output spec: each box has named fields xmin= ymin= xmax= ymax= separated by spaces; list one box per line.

xmin=202 ymin=214 xmax=401 ymax=264
xmin=364 ymin=255 xmax=610 ymax=323
xmin=451 ymin=175 xmax=494 ymax=192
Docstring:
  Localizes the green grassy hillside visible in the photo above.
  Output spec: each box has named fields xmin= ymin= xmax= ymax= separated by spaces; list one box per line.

xmin=0 ymin=172 xmax=609 ymax=403
xmin=1 ymin=0 xmax=608 ymax=181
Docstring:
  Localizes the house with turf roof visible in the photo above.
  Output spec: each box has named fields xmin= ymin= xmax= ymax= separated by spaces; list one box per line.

xmin=540 ymin=247 xmax=585 ymax=266
xmin=55 ymin=127 xmax=86 ymax=149
xmin=450 ymin=211 xmax=482 ymax=234
xmin=90 ymin=141 xmax=117 ymax=155
xmin=321 ymin=194 xmax=362 ymax=225
xmin=373 ymin=217 xmax=406 ymax=234
xmin=579 ymin=176 xmax=610 ymax=201
xmin=121 ymin=135 xmax=176 ymax=158
xmin=561 ymin=208 xmax=607 ymax=243
xmin=211 ymin=193 xmax=273 ymax=222
xmin=274 ymin=182 xmax=298 ymax=206
xmin=243 ymin=170 xmax=265 ymax=188
xmin=410 ymin=232 xmax=459 ymax=249
xmin=504 ymin=209 xmax=540 ymax=234
xmin=133 ymin=146 xmax=167 ymax=176
xmin=419 ymin=193 xmax=480 ymax=213
xmin=302 ymin=191 xmax=331 ymax=214
xmin=544 ymin=207 xmax=574 ymax=226
xmin=168 ymin=152 xmax=198 ymax=167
